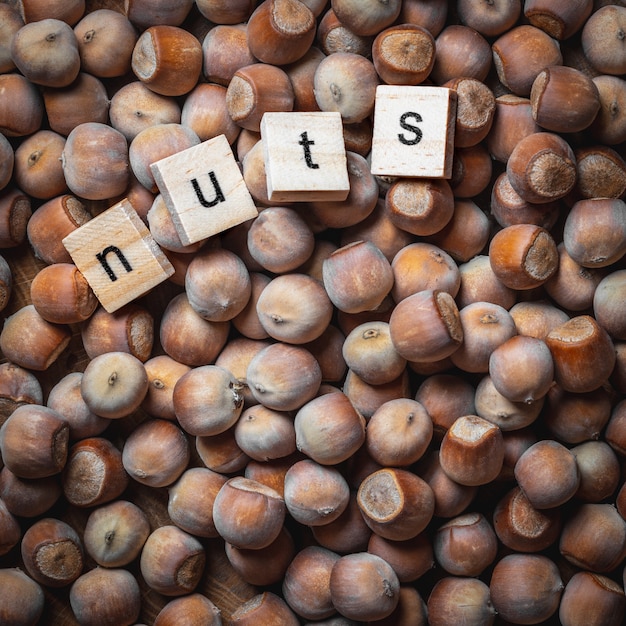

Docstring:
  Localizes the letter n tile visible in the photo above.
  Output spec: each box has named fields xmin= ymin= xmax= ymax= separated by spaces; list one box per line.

xmin=62 ymin=199 xmax=174 ymax=313
xmin=150 ymin=134 xmax=258 ymax=246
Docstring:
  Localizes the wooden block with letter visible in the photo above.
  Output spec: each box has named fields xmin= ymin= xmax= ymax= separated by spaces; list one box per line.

xmin=62 ymin=199 xmax=174 ymax=313
xmin=261 ymin=111 xmax=350 ymax=202
xmin=150 ymin=134 xmax=258 ymax=245
xmin=370 ymin=85 xmax=457 ymax=179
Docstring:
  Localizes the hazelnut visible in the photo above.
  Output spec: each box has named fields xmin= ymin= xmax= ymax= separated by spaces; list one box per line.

xmin=490 ymin=554 xmax=563 ymax=624
xmin=62 ymin=437 xmax=128 ymax=507
xmin=430 ymin=24 xmax=492 ymax=84
xmin=43 ymin=72 xmax=110 ymax=137
xmin=139 ymin=525 xmax=205 ymax=596
xmin=73 ymin=9 xmax=137 ymax=78
xmin=559 ymin=572 xmax=626 ymax=626
xmin=0 ymin=568 xmax=45 ymax=626
xmin=69 ymin=567 xmax=141 ymax=626
xmin=313 ymin=52 xmax=379 ymax=124
xmin=61 ymin=122 xmax=129 ymax=201
xmin=154 ymin=594 xmax=222 ymax=626
xmin=0 ymin=304 xmax=71 ymax=371
xmin=474 ymin=374 xmax=544 ymax=431
xmin=457 ymin=0 xmax=520 ymax=37
xmin=13 ymin=129 xmax=67 ymax=200
xmin=131 ymin=25 xmax=202 ymax=96
xmin=427 ymin=577 xmax=496 ymax=626
xmin=21 ymin=517 xmax=84 ymax=587
xmin=0 ymin=467 xmax=62 ymax=518
xmin=282 ymin=545 xmax=339 ymax=621
xmin=226 ymin=63 xmax=295 ymax=132
xmin=82 ymin=303 xmax=154 ymax=362
xmin=256 ymin=273 xmax=332 ymax=344
xmin=329 ymin=552 xmax=400 ymax=621
xmin=122 ymin=418 xmax=190 ymax=488
xmin=451 ymin=301 xmax=517 ymax=373
xmin=389 ymin=290 xmax=463 ymax=363
xmin=83 ymin=500 xmax=150 ymax=567
xmin=559 ymin=503 xmax=626 ymax=573
xmin=11 ymin=19 xmax=80 ymax=88
xmin=283 ymin=458 xmax=350 ymax=526
xmin=365 ymin=398 xmax=432 ymax=467
xmin=173 ymin=364 xmax=244 ymax=437
xmin=433 ymin=512 xmax=498 ymax=577
xmin=229 ymin=591 xmax=299 ymax=626
xmin=234 ymin=404 xmax=296 ymax=462
xmin=310 ymin=492 xmax=372 ymax=555
xmin=246 ymin=0 xmax=316 ymax=66
xmin=372 ymin=23 xmax=435 ymax=85
xmin=456 ymin=255 xmax=517 ymax=311
xmin=185 ymin=247 xmax=251 ymax=323
xmin=196 ymin=426 xmax=250 ymax=475
xmin=30 ymin=262 xmax=98 ymax=324
xmin=0 ymin=498 xmax=20 ymax=556
xmin=201 ymin=23 xmax=257 ymax=86
xmin=48 ymin=372 xmax=111 ymax=443
xmin=0 ymin=74 xmax=44 ymax=137
xmin=357 ymin=467 xmax=435 ymax=541
xmin=80 ymin=351 xmax=149 ymax=419
xmin=159 ymin=292 xmax=229 ymax=367
xmin=225 ymin=527 xmax=295 ymax=587
xmin=0 ymin=404 xmax=68 ymax=479
xmin=109 ymin=81 xmax=181 ymax=142
xmin=294 ymin=391 xmax=365 ymax=465
xmin=167 ymin=467 xmax=227 ymax=539
xmin=514 ymin=439 xmax=580 ymax=509
xmin=488 ymin=335 xmax=554 ymax=404
xmin=417 ymin=450 xmax=478 ymax=519
xmin=581 ymin=5 xmax=626 ymax=75
xmin=564 ymin=197 xmax=626 ymax=268
xmin=181 ymin=82 xmax=240 ymax=144
xmin=488 ymin=223 xmax=559 ymax=290
xmin=546 ymin=315 xmax=616 ymax=393
xmin=530 ymin=65 xmax=600 ymax=133
xmin=213 ymin=476 xmax=286 ymax=549
xmin=493 ymin=486 xmax=562 ymax=553
xmin=308 ymin=151 xmax=379 ymax=229
xmin=367 ymin=531 xmax=434 ymax=584
xmin=246 ymin=342 xmax=322 ymax=411
xmin=439 ymin=414 xmax=504 ymax=486
xmin=26 ymin=194 xmax=90 ymax=265
xmin=492 ymin=24 xmax=563 ymax=97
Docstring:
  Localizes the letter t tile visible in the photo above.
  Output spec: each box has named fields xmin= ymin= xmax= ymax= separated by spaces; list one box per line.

xmin=261 ymin=111 xmax=350 ymax=202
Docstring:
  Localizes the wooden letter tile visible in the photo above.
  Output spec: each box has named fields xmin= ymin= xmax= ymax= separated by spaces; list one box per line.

xmin=63 ymin=199 xmax=174 ymax=313
xmin=150 ymin=134 xmax=258 ymax=245
xmin=261 ymin=111 xmax=350 ymax=202
xmin=370 ymin=85 xmax=457 ymax=179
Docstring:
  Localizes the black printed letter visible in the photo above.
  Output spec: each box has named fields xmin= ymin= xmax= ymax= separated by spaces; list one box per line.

xmin=298 ymin=131 xmax=320 ymax=169
xmin=398 ymin=112 xmax=423 ymax=146
xmin=96 ymin=245 xmax=133 ymax=282
xmin=192 ymin=171 xmax=225 ymax=207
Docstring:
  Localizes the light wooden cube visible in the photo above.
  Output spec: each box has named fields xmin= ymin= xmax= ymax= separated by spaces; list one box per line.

xmin=62 ymin=199 xmax=174 ymax=313
xmin=150 ymin=134 xmax=258 ymax=245
xmin=261 ymin=111 xmax=350 ymax=202
xmin=370 ymin=85 xmax=457 ymax=179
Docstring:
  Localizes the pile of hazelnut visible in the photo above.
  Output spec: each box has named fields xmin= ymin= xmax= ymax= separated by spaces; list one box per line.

xmin=1 ymin=0 xmax=626 ymax=624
